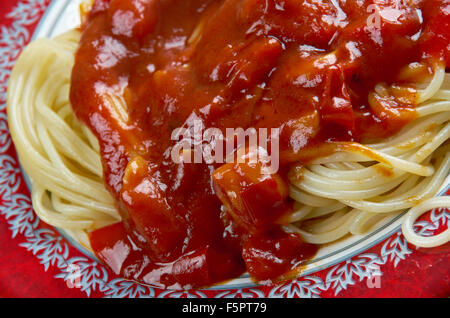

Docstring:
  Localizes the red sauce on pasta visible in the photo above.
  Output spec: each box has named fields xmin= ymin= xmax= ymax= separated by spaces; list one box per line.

xmin=70 ymin=0 xmax=449 ymax=288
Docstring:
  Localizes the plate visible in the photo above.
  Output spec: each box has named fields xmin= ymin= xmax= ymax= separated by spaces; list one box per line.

xmin=0 ymin=0 xmax=449 ymax=298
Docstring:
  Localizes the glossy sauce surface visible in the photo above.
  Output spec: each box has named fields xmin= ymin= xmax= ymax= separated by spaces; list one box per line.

xmin=70 ymin=0 xmax=449 ymax=288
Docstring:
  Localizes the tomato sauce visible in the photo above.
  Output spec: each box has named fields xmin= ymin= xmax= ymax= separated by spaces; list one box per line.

xmin=70 ymin=0 xmax=449 ymax=288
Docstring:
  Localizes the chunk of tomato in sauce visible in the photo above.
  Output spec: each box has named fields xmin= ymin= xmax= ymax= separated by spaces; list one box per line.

xmin=238 ymin=0 xmax=342 ymax=45
xmin=420 ymin=0 xmax=450 ymax=65
xmin=225 ymin=37 xmax=283 ymax=94
xmin=213 ymin=159 xmax=291 ymax=234
xmin=242 ymin=228 xmax=317 ymax=281
xmin=321 ymin=65 xmax=354 ymax=130
xmin=89 ymin=222 xmax=132 ymax=275
xmin=194 ymin=35 xmax=283 ymax=94
xmin=120 ymin=156 xmax=186 ymax=262
xmin=89 ymin=222 xmax=153 ymax=280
